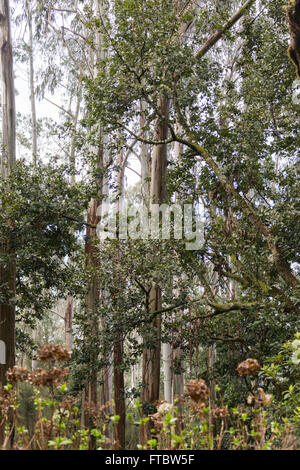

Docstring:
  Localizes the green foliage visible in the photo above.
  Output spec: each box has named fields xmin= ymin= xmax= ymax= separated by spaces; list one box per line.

xmin=0 ymin=160 xmax=91 ymax=333
xmin=2 ymin=0 xmax=299 ymax=451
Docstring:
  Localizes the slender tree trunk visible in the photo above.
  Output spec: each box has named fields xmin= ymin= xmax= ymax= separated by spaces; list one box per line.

xmin=83 ymin=1 xmax=106 ymax=439
xmin=207 ymin=344 xmax=217 ymax=401
xmin=162 ymin=125 xmax=184 ymax=405
xmin=26 ymin=2 xmax=37 ymax=165
xmin=160 ymin=5 xmax=192 ymax=409
xmin=64 ymin=83 xmax=82 ymax=352
xmin=83 ymin=191 xmax=102 ymax=452
xmin=64 ymin=298 xmax=73 ymax=350
xmin=69 ymin=82 xmax=82 ymax=183
xmin=149 ymin=96 xmax=169 ymax=204
xmin=83 ymin=135 xmax=104 ymax=435
xmin=0 ymin=0 xmax=16 ymax=388
xmin=26 ymin=3 xmax=39 ymax=358
xmin=31 ymin=327 xmax=38 ymax=371
xmin=163 ymin=342 xmax=173 ymax=403
xmin=85 ymin=197 xmax=101 ymax=406
xmin=99 ymin=169 xmax=113 ymax=443
xmin=113 ymin=149 xmax=126 ymax=450
xmin=173 ymin=346 xmax=184 ymax=433
xmin=131 ymin=362 xmax=137 ymax=389
xmin=140 ymin=99 xmax=151 ymax=207
xmin=141 ymin=95 xmax=169 ymax=444
xmin=172 ymin=132 xmax=186 ymax=414
xmin=84 ymin=12 xmax=115 ymax=441
xmin=113 ymin=336 xmax=125 ymax=449
xmin=142 ymin=285 xmax=162 ymax=403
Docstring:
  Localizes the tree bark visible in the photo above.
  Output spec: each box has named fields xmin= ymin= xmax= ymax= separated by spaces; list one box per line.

xmin=26 ymin=1 xmax=38 ymax=165
xmin=287 ymin=0 xmax=300 ymax=78
xmin=140 ymin=99 xmax=151 ymax=208
xmin=85 ymin=197 xmax=101 ymax=407
xmin=163 ymin=342 xmax=173 ymax=403
xmin=113 ymin=149 xmax=126 ymax=450
xmin=141 ymin=95 xmax=169 ymax=444
xmin=113 ymin=336 xmax=125 ymax=449
xmin=83 ymin=131 xmax=104 ymax=433
xmin=69 ymin=82 xmax=82 ymax=183
xmin=83 ymin=1 xmax=106 ymax=440
xmin=0 ymin=0 xmax=16 ymax=388
xmin=173 ymin=346 xmax=184 ymax=433
xmin=64 ymin=298 xmax=73 ymax=350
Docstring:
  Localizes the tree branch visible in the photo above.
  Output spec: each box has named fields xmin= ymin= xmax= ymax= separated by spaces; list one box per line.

xmin=195 ymin=0 xmax=257 ymax=60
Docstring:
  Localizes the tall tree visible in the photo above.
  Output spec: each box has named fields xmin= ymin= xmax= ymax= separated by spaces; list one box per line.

xmin=141 ymin=95 xmax=169 ymax=416
xmin=26 ymin=0 xmax=38 ymax=165
xmin=0 ymin=0 xmax=16 ymax=386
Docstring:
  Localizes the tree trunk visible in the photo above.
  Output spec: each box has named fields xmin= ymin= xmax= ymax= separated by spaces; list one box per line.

xmin=140 ymin=99 xmax=151 ymax=207
xmin=287 ymin=0 xmax=300 ymax=79
xmin=99 ymin=165 xmax=113 ymax=443
xmin=100 ymin=347 xmax=113 ymax=443
xmin=64 ymin=82 xmax=83 ymax=353
xmin=83 ymin=131 xmax=104 ymax=432
xmin=31 ymin=327 xmax=38 ymax=371
xmin=69 ymin=82 xmax=82 ymax=183
xmin=84 ymin=194 xmax=101 ymax=403
xmin=113 ymin=148 xmax=126 ymax=450
xmin=141 ymin=95 xmax=169 ymax=443
xmin=163 ymin=342 xmax=173 ymax=403
xmin=173 ymin=346 xmax=184 ymax=433
xmin=65 ymin=298 xmax=73 ymax=350
xmin=83 ymin=1 xmax=106 ymax=439
xmin=113 ymin=337 xmax=125 ymax=449
xmin=0 ymin=0 xmax=16 ymax=388
xmin=26 ymin=1 xmax=37 ymax=165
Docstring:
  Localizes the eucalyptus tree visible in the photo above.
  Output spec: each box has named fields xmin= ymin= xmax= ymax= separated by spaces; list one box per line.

xmin=85 ymin=0 xmax=270 ymax=414
xmin=26 ymin=0 xmax=38 ymax=165
xmin=0 ymin=0 xmax=16 ymax=386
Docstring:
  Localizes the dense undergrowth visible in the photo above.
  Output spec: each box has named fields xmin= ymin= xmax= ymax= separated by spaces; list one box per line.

xmin=0 ymin=336 xmax=299 ymax=450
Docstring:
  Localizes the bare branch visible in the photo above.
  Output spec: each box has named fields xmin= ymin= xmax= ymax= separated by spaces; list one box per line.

xmin=195 ymin=0 xmax=257 ymax=60
xmin=43 ymin=97 xmax=74 ymax=118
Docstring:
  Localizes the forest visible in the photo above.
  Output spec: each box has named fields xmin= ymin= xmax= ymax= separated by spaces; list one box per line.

xmin=0 ymin=0 xmax=299 ymax=452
